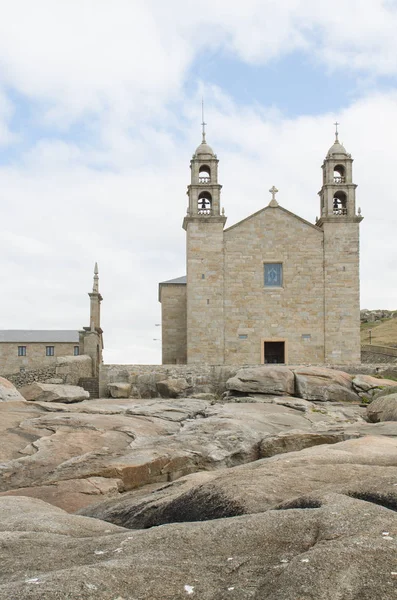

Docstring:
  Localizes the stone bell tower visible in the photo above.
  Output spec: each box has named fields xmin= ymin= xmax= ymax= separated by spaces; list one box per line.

xmin=316 ymin=124 xmax=363 ymax=364
xmin=183 ymin=113 xmax=226 ymax=364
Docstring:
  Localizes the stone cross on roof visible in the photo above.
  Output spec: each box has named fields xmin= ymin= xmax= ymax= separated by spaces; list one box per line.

xmin=268 ymin=185 xmax=279 ymax=207
xmin=334 ymin=121 xmax=340 ymax=141
xmin=201 ymin=97 xmax=206 ymax=143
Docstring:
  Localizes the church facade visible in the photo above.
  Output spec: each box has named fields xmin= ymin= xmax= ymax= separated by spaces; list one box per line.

xmin=159 ymin=128 xmax=363 ymax=366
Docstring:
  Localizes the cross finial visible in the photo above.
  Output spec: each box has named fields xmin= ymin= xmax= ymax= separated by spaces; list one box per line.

xmin=269 ymin=185 xmax=278 ymax=201
xmin=268 ymin=185 xmax=279 ymax=207
xmin=334 ymin=121 xmax=340 ymax=142
xmin=201 ymin=97 xmax=206 ymax=143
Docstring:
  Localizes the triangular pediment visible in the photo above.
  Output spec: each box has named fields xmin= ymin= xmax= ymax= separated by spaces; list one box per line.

xmin=224 ymin=204 xmax=322 ymax=235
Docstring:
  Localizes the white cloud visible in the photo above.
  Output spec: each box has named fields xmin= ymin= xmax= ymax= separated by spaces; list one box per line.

xmin=0 ymin=89 xmax=17 ymax=146
xmin=0 ymin=0 xmax=397 ymax=126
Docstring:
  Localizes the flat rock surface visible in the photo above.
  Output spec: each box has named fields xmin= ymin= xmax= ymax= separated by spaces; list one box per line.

xmin=81 ymin=435 xmax=397 ymax=528
xmin=0 ymin=396 xmax=365 ymax=512
xmin=1 ymin=391 xmax=397 ymax=599
xmin=1 ymin=491 xmax=397 ymax=599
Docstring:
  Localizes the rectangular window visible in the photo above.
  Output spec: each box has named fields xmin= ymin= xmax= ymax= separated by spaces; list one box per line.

xmin=74 ymin=346 xmax=80 ymax=356
xmin=264 ymin=263 xmax=283 ymax=287
xmin=46 ymin=346 xmax=55 ymax=357
xmin=18 ymin=346 xmax=26 ymax=357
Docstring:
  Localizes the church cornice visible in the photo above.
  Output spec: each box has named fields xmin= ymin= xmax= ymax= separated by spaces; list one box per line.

xmin=316 ymin=215 xmax=363 ymax=226
xmin=183 ymin=215 xmax=227 ymax=230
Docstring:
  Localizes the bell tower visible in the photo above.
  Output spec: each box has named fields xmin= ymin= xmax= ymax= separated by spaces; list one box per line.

xmin=317 ymin=125 xmax=363 ymax=364
xmin=183 ymin=112 xmax=226 ymax=364
xmin=183 ymin=113 xmax=224 ymax=226
xmin=318 ymin=122 xmax=361 ymax=221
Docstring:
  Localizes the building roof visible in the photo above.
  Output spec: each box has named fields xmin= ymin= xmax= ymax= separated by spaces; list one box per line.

xmin=0 ymin=330 xmax=80 ymax=343
xmin=327 ymin=139 xmax=347 ymax=156
xmin=195 ymin=141 xmax=215 ymax=156
xmin=158 ymin=276 xmax=187 ymax=302
xmin=160 ymin=276 xmax=187 ymax=285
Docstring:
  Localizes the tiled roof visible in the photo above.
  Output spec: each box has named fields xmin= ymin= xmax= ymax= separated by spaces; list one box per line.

xmin=0 ymin=330 xmax=80 ymax=343
xmin=160 ymin=276 xmax=187 ymax=285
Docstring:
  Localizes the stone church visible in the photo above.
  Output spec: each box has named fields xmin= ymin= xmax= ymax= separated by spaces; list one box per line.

xmin=159 ymin=126 xmax=363 ymax=366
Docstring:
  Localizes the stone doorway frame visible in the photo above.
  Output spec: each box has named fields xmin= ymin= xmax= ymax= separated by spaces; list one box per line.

xmin=261 ymin=338 xmax=288 ymax=365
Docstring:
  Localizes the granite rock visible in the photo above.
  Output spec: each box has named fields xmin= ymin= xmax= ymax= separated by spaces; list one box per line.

xmin=226 ymin=366 xmax=295 ymax=395
xmin=19 ymin=382 xmax=90 ymax=403
xmin=0 ymin=376 xmax=26 ymax=402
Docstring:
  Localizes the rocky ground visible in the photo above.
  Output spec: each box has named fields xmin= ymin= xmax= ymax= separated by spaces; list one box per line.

xmin=1 ymin=366 xmax=397 ymax=599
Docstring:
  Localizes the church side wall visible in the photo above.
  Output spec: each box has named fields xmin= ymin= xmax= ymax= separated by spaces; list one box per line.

xmin=161 ymin=284 xmax=187 ymax=364
xmin=0 ymin=342 xmax=78 ymax=375
xmin=223 ymin=208 xmax=325 ymax=365
xmin=323 ymin=221 xmax=361 ymax=364
xmin=186 ymin=220 xmax=225 ymax=363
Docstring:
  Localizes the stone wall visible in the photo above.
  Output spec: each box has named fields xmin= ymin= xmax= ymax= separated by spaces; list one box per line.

xmin=0 ymin=342 xmax=79 ymax=375
xmin=5 ymin=354 xmax=93 ymax=388
xmin=100 ymin=364 xmax=238 ymax=398
xmin=6 ymin=366 xmax=57 ymax=388
xmin=100 ymin=362 xmax=392 ymax=398
xmin=361 ymin=344 xmax=397 ymax=364
xmin=160 ymin=284 xmax=187 ymax=364
xmin=56 ymin=355 xmax=93 ymax=385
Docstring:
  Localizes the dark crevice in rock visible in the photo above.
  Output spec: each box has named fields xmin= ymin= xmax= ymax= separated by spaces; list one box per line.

xmin=95 ymin=487 xmax=246 ymax=530
xmin=347 ymin=491 xmax=397 ymax=512
xmin=273 ymin=497 xmax=322 ymax=510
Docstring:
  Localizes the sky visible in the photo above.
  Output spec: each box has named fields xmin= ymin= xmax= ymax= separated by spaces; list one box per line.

xmin=1 ymin=0 xmax=397 ymax=364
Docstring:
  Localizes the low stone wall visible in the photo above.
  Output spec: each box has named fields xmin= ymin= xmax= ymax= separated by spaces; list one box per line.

xmin=100 ymin=362 xmax=395 ymax=398
xmin=100 ymin=364 xmax=238 ymax=399
xmin=5 ymin=355 xmax=93 ymax=389
xmin=6 ymin=366 xmax=57 ymax=388
xmin=361 ymin=344 xmax=397 ymax=363
xmin=362 ymin=351 xmax=397 ymax=364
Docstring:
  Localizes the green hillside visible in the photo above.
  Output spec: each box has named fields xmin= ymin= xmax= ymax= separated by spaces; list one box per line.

xmin=361 ymin=316 xmax=397 ymax=347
